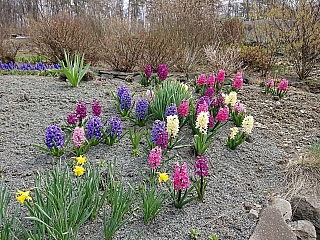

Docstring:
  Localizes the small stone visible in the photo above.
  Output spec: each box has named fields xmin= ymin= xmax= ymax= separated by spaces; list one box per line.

xmin=273 ymin=96 xmax=280 ymax=101
xmin=291 ymin=220 xmax=317 ymax=240
xmin=244 ymin=202 xmax=253 ymax=211
xmin=270 ymin=197 xmax=292 ymax=222
xmin=248 ymin=209 xmax=259 ymax=219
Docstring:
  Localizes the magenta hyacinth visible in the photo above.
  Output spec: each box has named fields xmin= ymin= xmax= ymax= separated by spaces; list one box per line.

xmin=232 ymin=72 xmax=243 ymax=90
xmin=216 ymin=69 xmax=225 ymax=83
xmin=206 ymin=74 xmax=215 ymax=87
xmin=194 ymin=155 xmax=209 ymax=177
xmin=156 ymin=130 xmax=169 ymax=149
xmin=196 ymin=102 xmax=209 ymax=117
xmin=67 ymin=112 xmax=78 ymax=125
xmin=208 ymin=114 xmax=215 ymax=128
xmin=144 ymin=65 xmax=152 ymax=78
xmin=178 ymin=99 xmax=189 ymax=117
xmin=278 ymin=79 xmax=288 ymax=91
xmin=148 ymin=146 xmax=162 ymax=170
xmin=76 ymin=101 xmax=87 ymax=121
xmin=72 ymin=127 xmax=86 ymax=148
xmin=92 ymin=99 xmax=102 ymax=117
xmin=173 ymin=162 xmax=190 ymax=191
xmin=197 ymin=74 xmax=206 ymax=86
xmin=157 ymin=64 xmax=169 ymax=81
xmin=215 ymin=106 xmax=229 ymax=123
xmin=204 ymin=87 xmax=215 ymax=100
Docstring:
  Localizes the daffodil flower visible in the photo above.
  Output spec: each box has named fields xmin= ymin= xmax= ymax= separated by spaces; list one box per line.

xmin=16 ymin=190 xmax=32 ymax=204
xmin=158 ymin=172 xmax=169 ymax=183
xmin=76 ymin=155 xmax=86 ymax=165
xmin=74 ymin=165 xmax=85 ymax=176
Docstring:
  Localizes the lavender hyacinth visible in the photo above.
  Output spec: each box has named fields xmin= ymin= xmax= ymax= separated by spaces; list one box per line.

xmin=86 ymin=116 xmax=103 ymax=140
xmin=106 ymin=117 xmax=123 ymax=138
xmin=151 ymin=120 xmax=166 ymax=143
xmin=135 ymin=98 xmax=149 ymax=120
xmin=76 ymin=101 xmax=87 ymax=121
xmin=120 ymin=90 xmax=132 ymax=111
xmin=157 ymin=64 xmax=169 ymax=81
xmin=165 ymin=103 xmax=178 ymax=117
xmin=45 ymin=124 xmax=64 ymax=149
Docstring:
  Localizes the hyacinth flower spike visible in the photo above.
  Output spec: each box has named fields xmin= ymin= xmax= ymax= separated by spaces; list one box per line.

xmin=112 ymin=85 xmax=135 ymax=117
xmin=101 ymin=116 xmax=128 ymax=146
xmin=128 ymin=98 xmax=151 ymax=127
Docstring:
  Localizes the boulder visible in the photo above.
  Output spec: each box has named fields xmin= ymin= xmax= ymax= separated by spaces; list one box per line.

xmin=291 ymin=220 xmax=317 ymax=240
xmin=249 ymin=206 xmax=296 ymax=240
xmin=271 ymin=197 xmax=292 ymax=222
xmin=291 ymin=195 xmax=320 ymax=236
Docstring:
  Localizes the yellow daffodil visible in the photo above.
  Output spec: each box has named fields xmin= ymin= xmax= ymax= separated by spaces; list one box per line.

xmin=76 ymin=155 xmax=86 ymax=165
xmin=230 ymin=127 xmax=239 ymax=139
xmin=242 ymin=116 xmax=254 ymax=134
xmin=16 ymin=190 xmax=32 ymax=204
xmin=158 ymin=172 xmax=169 ymax=183
xmin=74 ymin=165 xmax=85 ymax=177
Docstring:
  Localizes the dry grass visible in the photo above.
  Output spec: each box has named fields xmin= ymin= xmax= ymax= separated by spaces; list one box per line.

xmin=284 ymin=142 xmax=320 ymax=199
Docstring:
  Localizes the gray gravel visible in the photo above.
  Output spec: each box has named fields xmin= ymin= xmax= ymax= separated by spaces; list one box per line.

xmin=1 ymin=75 xmax=317 ymax=239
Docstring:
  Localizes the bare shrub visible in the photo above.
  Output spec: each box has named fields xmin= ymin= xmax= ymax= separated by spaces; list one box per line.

xmin=0 ymin=24 xmax=23 ymax=62
xmin=101 ymin=18 xmax=146 ymax=72
xmin=28 ymin=12 xmax=101 ymax=64
xmin=204 ymin=42 xmax=243 ymax=74
xmin=219 ymin=17 xmax=246 ymax=46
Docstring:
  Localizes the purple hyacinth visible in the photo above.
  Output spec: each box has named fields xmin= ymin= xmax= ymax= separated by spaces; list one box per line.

xmin=151 ymin=120 xmax=166 ymax=143
xmin=156 ymin=130 xmax=168 ymax=149
xmin=106 ymin=117 xmax=123 ymax=138
xmin=204 ymin=87 xmax=215 ymax=101
xmin=144 ymin=65 xmax=152 ymax=78
xmin=165 ymin=103 xmax=178 ymax=117
xmin=194 ymin=155 xmax=208 ymax=177
xmin=135 ymin=98 xmax=149 ymax=120
xmin=211 ymin=94 xmax=224 ymax=108
xmin=86 ymin=116 xmax=103 ymax=140
xmin=157 ymin=64 xmax=169 ymax=81
xmin=117 ymin=85 xmax=129 ymax=99
xmin=76 ymin=101 xmax=87 ymax=121
xmin=67 ymin=112 xmax=78 ymax=125
xmin=196 ymin=96 xmax=211 ymax=110
xmin=45 ymin=124 xmax=65 ymax=149
xmin=120 ymin=90 xmax=132 ymax=111
xmin=92 ymin=99 xmax=102 ymax=117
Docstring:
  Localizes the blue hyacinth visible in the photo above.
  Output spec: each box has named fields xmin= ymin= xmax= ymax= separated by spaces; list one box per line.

xmin=86 ymin=116 xmax=103 ymax=140
xmin=117 ymin=85 xmax=129 ymax=99
xmin=151 ymin=120 xmax=166 ymax=143
xmin=165 ymin=103 xmax=178 ymax=117
xmin=106 ymin=117 xmax=123 ymax=138
xmin=45 ymin=124 xmax=65 ymax=149
xmin=135 ymin=98 xmax=148 ymax=120
xmin=120 ymin=90 xmax=132 ymax=111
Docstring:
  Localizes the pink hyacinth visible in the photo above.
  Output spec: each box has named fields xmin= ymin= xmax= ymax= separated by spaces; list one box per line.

xmin=178 ymin=99 xmax=189 ymax=117
xmin=146 ymin=89 xmax=154 ymax=102
xmin=206 ymin=74 xmax=215 ymax=87
xmin=208 ymin=114 xmax=215 ymax=128
xmin=173 ymin=162 xmax=190 ymax=191
xmin=72 ymin=127 xmax=86 ymax=148
xmin=233 ymin=102 xmax=246 ymax=115
xmin=267 ymin=79 xmax=274 ymax=87
xmin=232 ymin=72 xmax=243 ymax=90
xmin=216 ymin=69 xmax=225 ymax=83
xmin=216 ymin=106 xmax=229 ymax=123
xmin=197 ymin=74 xmax=206 ymax=86
xmin=148 ymin=146 xmax=162 ymax=170
xmin=278 ymin=79 xmax=288 ymax=91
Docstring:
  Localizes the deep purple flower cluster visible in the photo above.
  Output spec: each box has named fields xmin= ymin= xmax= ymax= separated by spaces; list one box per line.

xmin=135 ymin=98 xmax=149 ymax=120
xmin=67 ymin=112 xmax=78 ymax=125
xmin=86 ymin=116 xmax=103 ymax=140
xmin=120 ymin=90 xmax=132 ymax=111
xmin=194 ymin=155 xmax=208 ymax=177
xmin=196 ymin=96 xmax=211 ymax=110
xmin=0 ymin=61 xmax=61 ymax=71
xmin=76 ymin=102 xmax=87 ymax=121
xmin=144 ymin=65 xmax=152 ymax=78
xmin=92 ymin=99 xmax=102 ymax=117
xmin=45 ymin=124 xmax=64 ymax=149
xmin=211 ymin=94 xmax=224 ymax=108
xmin=151 ymin=120 xmax=166 ymax=143
xmin=157 ymin=64 xmax=169 ymax=81
xmin=106 ymin=117 xmax=123 ymax=138
xmin=165 ymin=103 xmax=178 ymax=117
xmin=156 ymin=130 xmax=169 ymax=149
xmin=204 ymin=87 xmax=215 ymax=101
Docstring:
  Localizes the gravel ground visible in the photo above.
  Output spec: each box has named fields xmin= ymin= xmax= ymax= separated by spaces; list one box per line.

xmin=0 ymin=75 xmax=319 ymax=240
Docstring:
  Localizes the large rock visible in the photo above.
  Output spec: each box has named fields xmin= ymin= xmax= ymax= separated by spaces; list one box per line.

xmin=271 ymin=197 xmax=292 ymax=222
xmin=291 ymin=195 xmax=320 ymax=237
xmin=249 ymin=206 xmax=296 ymax=240
xmin=291 ymin=220 xmax=317 ymax=240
